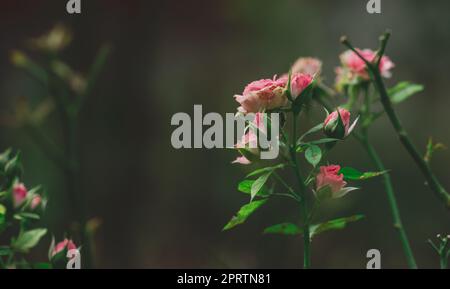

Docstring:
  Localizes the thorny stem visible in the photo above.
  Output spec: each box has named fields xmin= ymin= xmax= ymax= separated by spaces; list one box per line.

xmin=357 ymin=132 xmax=417 ymax=269
xmin=342 ymin=32 xmax=450 ymax=209
xmin=291 ymin=112 xmax=311 ymax=269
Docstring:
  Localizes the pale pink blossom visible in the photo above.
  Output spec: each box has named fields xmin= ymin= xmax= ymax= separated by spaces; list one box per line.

xmin=234 ymin=78 xmax=288 ymax=113
xmin=232 ymin=156 xmax=251 ymax=165
xmin=339 ymin=49 xmax=394 ymax=80
xmin=291 ymin=57 xmax=322 ymax=76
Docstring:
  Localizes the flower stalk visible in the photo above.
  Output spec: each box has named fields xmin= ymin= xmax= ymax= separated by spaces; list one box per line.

xmin=291 ymin=111 xmax=311 ymax=269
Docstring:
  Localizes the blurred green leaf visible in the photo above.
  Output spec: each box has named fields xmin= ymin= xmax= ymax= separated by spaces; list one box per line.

xmin=246 ymin=164 xmax=285 ymax=178
xmin=0 ymin=204 xmax=6 ymax=226
xmin=223 ymin=199 xmax=267 ymax=231
xmin=14 ymin=212 xmax=41 ymax=221
xmin=305 ymin=145 xmax=322 ymax=167
xmin=251 ymin=172 xmax=272 ymax=200
xmin=388 ymin=82 xmax=424 ymax=104
xmin=339 ymin=167 xmax=388 ymax=181
xmin=238 ymin=180 xmax=271 ymax=198
xmin=310 ymin=215 xmax=365 ymax=238
xmin=263 ymin=223 xmax=302 ymax=235
xmin=0 ymin=246 xmax=12 ymax=256
xmin=12 ymin=228 xmax=47 ymax=253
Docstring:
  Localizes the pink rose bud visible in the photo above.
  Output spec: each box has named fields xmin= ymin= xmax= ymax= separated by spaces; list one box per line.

xmin=323 ymin=108 xmax=358 ymax=139
xmin=234 ymin=77 xmax=288 ymax=114
xmin=291 ymin=57 xmax=322 ymax=77
xmin=315 ymin=165 xmax=358 ymax=200
xmin=290 ymin=73 xmax=313 ymax=99
xmin=30 ymin=195 xmax=42 ymax=210
xmin=52 ymin=239 xmax=77 ymax=257
xmin=13 ymin=183 xmax=28 ymax=208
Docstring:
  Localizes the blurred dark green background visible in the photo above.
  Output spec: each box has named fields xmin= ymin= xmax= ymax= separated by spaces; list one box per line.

xmin=0 ymin=0 xmax=449 ymax=268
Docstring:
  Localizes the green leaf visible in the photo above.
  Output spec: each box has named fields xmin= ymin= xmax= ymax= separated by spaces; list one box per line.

xmin=306 ymin=138 xmax=339 ymax=145
xmin=263 ymin=223 xmax=302 ymax=235
xmin=0 ymin=246 xmax=12 ymax=256
xmin=238 ymin=180 xmax=272 ymax=198
xmin=0 ymin=204 xmax=6 ymax=226
xmin=251 ymin=172 xmax=272 ymax=200
xmin=14 ymin=212 xmax=41 ymax=221
xmin=246 ymin=164 xmax=285 ymax=178
xmin=12 ymin=228 xmax=47 ymax=253
xmin=310 ymin=215 xmax=365 ymax=238
xmin=298 ymin=123 xmax=323 ymax=142
xmin=305 ymin=145 xmax=322 ymax=167
xmin=388 ymin=82 xmax=424 ymax=104
xmin=339 ymin=167 xmax=388 ymax=181
xmin=223 ymin=199 xmax=268 ymax=231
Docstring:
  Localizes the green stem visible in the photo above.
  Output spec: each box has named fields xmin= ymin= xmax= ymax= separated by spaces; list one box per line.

xmin=291 ymin=112 xmax=311 ymax=269
xmin=357 ymin=132 xmax=417 ymax=269
xmin=440 ymin=253 xmax=448 ymax=269
xmin=314 ymin=81 xmax=417 ymax=268
xmin=342 ymin=33 xmax=450 ymax=209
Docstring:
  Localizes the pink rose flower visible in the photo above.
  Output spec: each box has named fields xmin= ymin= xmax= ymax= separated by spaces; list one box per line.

xmin=234 ymin=77 xmax=288 ymax=113
xmin=315 ymin=165 xmax=359 ymax=199
xmin=316 ymin=165 xmax=347 ymax=194
xmin=13 ymin=183 xmax=28 ymax=208
xmin=291 ymin=57 xmax=322 ymax=76
xmin=323 ymin=108 xmax=358 ymax=139
xmin=30 ymin=195 xmax=42 ymax=210
xmin=52 ymin=239 xmax=77 ymax=257
xmin=339 ymin=49 xmax=394 ymax=80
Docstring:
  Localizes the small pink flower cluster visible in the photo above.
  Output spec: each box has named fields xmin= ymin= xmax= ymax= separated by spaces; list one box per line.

xmin=13 ymin=182 xmax=42 ymax=210
xmin=232 ymin=58 xmax=319 ymax=164
xmin=336 ymin=49 xmax=394 ymax=90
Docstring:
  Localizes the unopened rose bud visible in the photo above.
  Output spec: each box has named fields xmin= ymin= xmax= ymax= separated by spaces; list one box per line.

xmin=323 ymin=108 xmax=358 ymax=139
xmin=30 ymin=195 xmax=42 ymax=210
xmin=52 ymin=239 xmax=77 ymax=257
xmin=13 ymin=183 xmax=28 ymax=208
xmin=290 ymin=73 xmax=313 ymax=99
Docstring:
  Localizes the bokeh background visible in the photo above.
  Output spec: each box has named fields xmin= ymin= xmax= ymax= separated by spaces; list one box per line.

xmin=0 ymin=0 xmax=449 ymax=268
